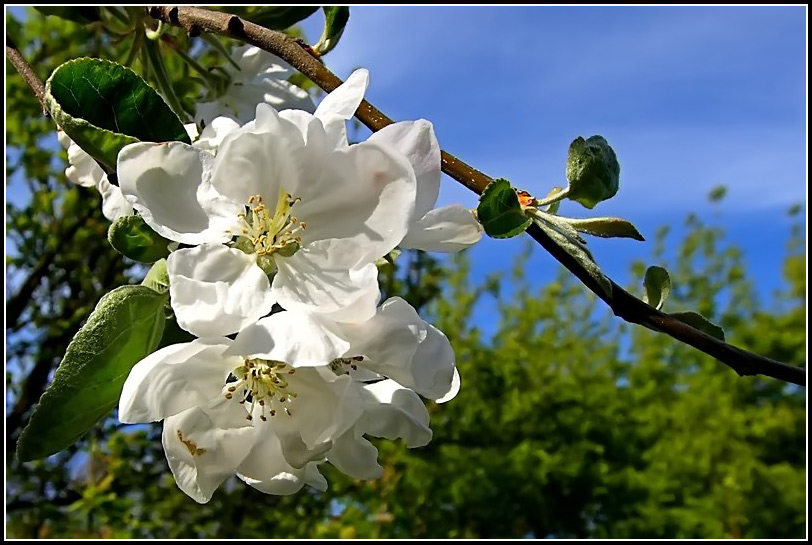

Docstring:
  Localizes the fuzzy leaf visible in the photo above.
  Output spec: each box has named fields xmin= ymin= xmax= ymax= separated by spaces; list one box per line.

xmin=16 ymin=286 xmax=167 ymax=461
xmin=477 ymin=179 xmax=533 ymax=239
xmin=566 ymin=135 xmax=620 ymax=209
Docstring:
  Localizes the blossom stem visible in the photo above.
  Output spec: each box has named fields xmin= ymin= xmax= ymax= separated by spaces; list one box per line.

xmin=142 ymin=6 xmax=806 ymax=388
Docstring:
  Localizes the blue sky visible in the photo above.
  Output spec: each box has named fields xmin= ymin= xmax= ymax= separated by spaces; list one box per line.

xmin=300 ymin=6 xmax=807 ymax=308
xmin=6 ymin=7 xmax=806 ymax=312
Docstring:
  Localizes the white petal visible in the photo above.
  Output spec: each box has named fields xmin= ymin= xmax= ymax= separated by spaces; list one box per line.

xmin=327 ymin=379 xmax=431 ymax=480
xmin=59 ymin=131 xmax=104 ymax=188
xmin=97 ymin=176 xmax=134 ymax=221
xmin=236 ymin=428 xmax=310 ymax=495
xmin=279 ymin=109 xmax=329 ymax=151
xmin=360 ymin=379 xmax=432 ymax=448
xmin=401 ymin=204 xmax=484 ymax=253
xmin=273 ymin=243 xmax=379 ymax=322
xmin=328 ymin=430 xmax=382 ymax=480
xmin=342 ymin=297 xmax=458 ymax=401
xmin=168 ymin=245 xmax=275 ymax=337
xmin=292 ymin=141 xmax=417 ymax=260
xmin=304 ymin=464 xmax=328 ymax=491
xmin=162 ymin=402 xmax=254 ymax=504
xmin=119 ymin=339 xmax=236 ymax=423
xmin=314 ymin=69 xmax=369 ymax=148
xmin=435 ymin=367 xmax=461 ymax=404
xmin=339 ymin=297 xmax=422 ymax=378
xmin=368 ymin=120 xmax=441 ymax=218
xmin=183 ymin=123 xmax=200 ymax=142
xmin=410 ymin=321 xmax=458 ymax=401
xmin=226 ymin=311 xmax=349 ymax=367
xmin=234 ymin=45 xmax=291 ymax=79
xmin=271 ymin=369 xmax=363 ymax=468
xmin=118 ymin=142 xmax=243 ymax=245
xmin=193 ymin=116 xmax=241 ymax=151
xmin=210 ymin=111 xmax=305 ymax=205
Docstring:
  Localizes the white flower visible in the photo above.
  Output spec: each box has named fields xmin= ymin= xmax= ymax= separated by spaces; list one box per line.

xmin=196 ymin=45 xmax=314 ymax=127
xmin=119 ymin=69 xmax=418 ymax=335
xmin=119 ymin=303 xmax=439 ymax=503
xmin=230 ymin=297 xmax=460 ymax=403
xmin=57 ymin=131 xmax=134 ymax=222
xmin=369 ymin=120 xmax=484 ymax=252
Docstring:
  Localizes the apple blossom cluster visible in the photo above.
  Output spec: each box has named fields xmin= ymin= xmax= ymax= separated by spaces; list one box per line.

xmin=59 ymin=57 xmax=482 ymax=504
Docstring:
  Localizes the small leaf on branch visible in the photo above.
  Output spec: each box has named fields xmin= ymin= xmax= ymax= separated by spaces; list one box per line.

xmin=209 ymin=7 xmax=320 ymax=30
xmin=45 ymin=58 xmax=190 ymax=172
xmin=16 ymin=286 xmax=167 ymax=461
xmin=141 ymin=259 xmax=170 ymax=295
xmin=315 ymin=7 xmax=351 ymax=56
xmin=108 ymin=215 xmax=171 ymax=263
xmin=670 ymin=311 xmax=725 ymax=341
xmin=558 ymin=216 xmax=645 ymax=241
xmin=477 ymin=178 xmax=533 ymax=239
xmin=535 ymin=218 xmax=613 ymax=298
xmin=643 ymin=266 xmax=671 ymax=310
xmin=566 ymin=135 xmax=620 ymax=209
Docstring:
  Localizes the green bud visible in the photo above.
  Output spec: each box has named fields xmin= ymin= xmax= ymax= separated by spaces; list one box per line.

xmin=108 ymin=215 xmax=170 ymax=263
xmin=566 ymin=135 xmax=620 ymax=209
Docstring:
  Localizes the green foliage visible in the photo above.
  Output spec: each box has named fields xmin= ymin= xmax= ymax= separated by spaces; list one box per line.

xmin=315 ymin=7 xmax=351 ymax=56
xmin=108 ymin=215 xmax=171 ymax=263
xmin=46 ymin=57 xmax=190 ymax=171
xmin=566 ymin=135 xmax=620 ymax=209
xmin=477 ymin=178 xmax=532 ymax=238
xmin=560 ymin=216 xmax=645 ymax=241
xmin=16 ymin=286 xmax=167 ymax=461
xmin=210 ymin=6 xmax=320 ymax=30
xmin=669 ymin=311 xmax=725 ymax=341
xmin=643 ymin=265 xmax=671 ymax=310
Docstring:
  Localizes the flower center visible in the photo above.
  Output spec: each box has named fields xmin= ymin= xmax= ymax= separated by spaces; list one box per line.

xmin=225 ymin=358 xmax=298 ymax=421
xmin=237 ymin=186 xmax=306 ymax=258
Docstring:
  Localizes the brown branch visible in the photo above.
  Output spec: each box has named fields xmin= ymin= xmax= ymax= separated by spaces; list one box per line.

xmin=6 ymin=36 xmax=48 ymax=115
xmin=147 ymin=6 xmax=805 ymax=387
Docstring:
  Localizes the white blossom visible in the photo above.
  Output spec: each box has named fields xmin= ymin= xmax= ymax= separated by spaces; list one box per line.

xmin=119 ymin=300 xmax=442 ymax=503
xmin=196 ymin=45 xmax=314 ymax=127
xmin=119 ymin=70 xmax=418 ymax=335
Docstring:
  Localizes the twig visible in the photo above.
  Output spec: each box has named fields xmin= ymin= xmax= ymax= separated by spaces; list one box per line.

xmin=146 ymin=6 xmax=805 ymax=387
xmin=6 ymin=36 xmax=48 ymax=115
xmin=7 ymin=8 xmax=803 ymax=386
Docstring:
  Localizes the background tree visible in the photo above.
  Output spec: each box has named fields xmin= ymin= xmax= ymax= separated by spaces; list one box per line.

xmin=5 ymin=7 xmax=806 ymax=539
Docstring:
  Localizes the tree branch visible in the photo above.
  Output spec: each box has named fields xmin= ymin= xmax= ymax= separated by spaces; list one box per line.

xmin=8 ymin=8 xmax=803 ymax=387
xmin=6 ymin=36 xmax=48 ymax=115
xmin=147 ymin=6 xmax=805 ymax=387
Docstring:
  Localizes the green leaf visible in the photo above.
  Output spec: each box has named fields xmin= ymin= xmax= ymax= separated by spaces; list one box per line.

xmin=558 ymin=217 xmax=644 ymax=241
xmin=535 ymin=218 xmax=613 ymax=299
xmin=315 ymin=7 xmax=350 ymax=56
xmin=566 ymin=135 xmax=620 ymax=209
xmin=643 ymin=266 xmax=671 ymax=310
xmin=108 ymin=215 xmax=170 ymax=263
xmin=477 ymin=179 xmax=533 ymax=239
xmin=670 ymin=311 xmax=725 ymax=341
xmin=45 ymin=58 xmax=190 ymax=172
xmin=16 ymin=286 xmax=167 ymax=461
xmin=141 ymin=259 xmax=170 ymax=295
xmin=35 ymin=7 xmax=101 ymax=24
xmin=210 ymin=7 xmax=319 ymax=30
